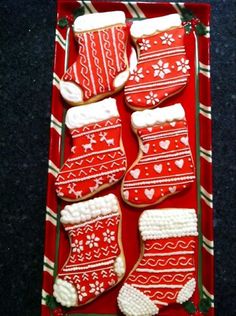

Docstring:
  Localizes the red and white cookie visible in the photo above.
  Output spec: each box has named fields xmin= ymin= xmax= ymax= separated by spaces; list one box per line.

xmin=55 ymin=98 xmax=127 ymax=201
xmin=125 ymin=14 xmax=190 ymax=110
xmin=121 ymin=103 xmax=195 ymax=207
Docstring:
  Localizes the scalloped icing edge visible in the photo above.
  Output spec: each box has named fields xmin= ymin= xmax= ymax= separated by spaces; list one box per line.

xmin=131 ymin=103 xmax=185 ymax=129
xmin=73 ymin=11 xmax=126 ymax=33
xmin=60 ymin=193 xmax=119 ymax=224
xmin=65 ymin=97 xmax=119 ymax=129
xmin=130 ymin=14 xmax=182 ymax=38
xmin=139 ymin=208 xmax=198 ymax=240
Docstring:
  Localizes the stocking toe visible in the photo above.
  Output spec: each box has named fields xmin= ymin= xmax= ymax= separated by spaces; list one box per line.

xmin=60 ymin=81 xmax=83 ymax=104
xmin=113 ymin=69 xmax=129 ymax=89
xmin=53 ymin=278 xmax=77 ymax=307
xmin=177 ymin=278 xmax=196 ymax=304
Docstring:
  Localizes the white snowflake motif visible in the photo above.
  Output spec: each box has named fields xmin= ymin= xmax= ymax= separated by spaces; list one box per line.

xmin=176 ymin=58 xmax=190 ymax=73
xmin=89 ymin=281 xmax=105 ymax=296
xmin=76 ymin=284 xmax=87 ymax=302
xmin=145 ymin=91 xmax=159 ymax=106
xmin=160 ymin=32 xmax=175 ymax=46
xmin=85 ymin=233 xmax=100 ymax=248
xmin=139 ymin=39 xmax=151 ymax=51
xmin=129 ymin=67 xmax=144 ymax=82
xmin=152 ymin=60 xmax=171 ymax=79
xmin=103 ymin=229 xmax=115 ymax=244
xmin=71 ymin=239 xmax=84 ymax=253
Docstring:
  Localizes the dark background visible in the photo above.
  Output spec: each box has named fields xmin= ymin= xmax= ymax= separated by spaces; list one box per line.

xmin=0 ymin=0 xmax=235 ymax=315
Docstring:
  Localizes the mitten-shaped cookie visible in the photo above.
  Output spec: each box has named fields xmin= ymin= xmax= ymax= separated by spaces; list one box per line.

xmin=53 ymin=194 xmax=126 ymax=307
xmin=125 ymin=14 xmax=190 ymax=110
xmin=60 ymin=11 xmax=129 ymax=106
xmin=55 ymin=98 xmax=127 ymax=201
xmin=121 ymin=104 xmax=195 ymax=207
xmin=118 ymin=208 xmax=198 ymax=316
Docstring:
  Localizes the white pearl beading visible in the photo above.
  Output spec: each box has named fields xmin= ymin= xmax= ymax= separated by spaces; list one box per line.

xmin=176 ymin=278 xmax=196 ymax=304
xmin=118 ymin=283 xmax=159 ymax=316
xmin=139 ymin=209 xmax=198 ymax=240
xmin=114 ymin=256 xmax=125 ymax=277
xmin=66 ymin=97 xmax=119 ymax=129
xmin=130 ymin=14 xmax=182 ymax=38
xmin=61 ymin=193 xmax=119 ymax=224
xmin=131 ymin=103 xmax=185 ymax=129
xmin=53 ymin=278 xmax=77 ymax=307
xmin=73 ymin=11 xmax=126 ymax=33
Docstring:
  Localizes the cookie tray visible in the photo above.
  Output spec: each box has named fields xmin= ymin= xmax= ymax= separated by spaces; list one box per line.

xmin=41 ymin=1 xmax=213 ymax=315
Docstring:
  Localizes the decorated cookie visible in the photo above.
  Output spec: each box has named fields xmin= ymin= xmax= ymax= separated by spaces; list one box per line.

xmin=121 ymin=103 xmax=195 ymax=207
xmin=60 ymin=11 xmax=129 ymax=106
xmin=55 ymin=98 xmax=127 ymax=201
xmin=124 ymin=14 xmax=190 ymax=110
xmin=53 ymin=194 xmax=126 ymax=307
xmin=118 ymin=208 xmax=198 ymax=316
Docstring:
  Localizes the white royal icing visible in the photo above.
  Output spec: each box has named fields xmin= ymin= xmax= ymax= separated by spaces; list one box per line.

xmin=118 ymin=283 xmax=159 ymax=316
xmin=60 ymin=81 xmax=83 ymax=104
xmin=129 ymin=46 xmax=138 ymax=73
xmin=113 ymin=69 xmax=130 ymax=88
xmin=60 ymin=193 xmax=119 ymax=224
xmin=114 ymin=256 xmax=126 ymax=277
xmin=73 ymin=11 xmax=126 ymax=33
xmin=131 ymin=103 xmax=185 ymax=129
xmin=139 ymin=208 xmax=198 ymax=240
xmin=66 ymin=98 xmax=119 ymax=129
xmin=176 ymin=278 xmax=196 ymax=304
xmin=53 ymin=278 xmax=77 ymax=307
xmin=130 ymin=14 xmax=182 ymax=38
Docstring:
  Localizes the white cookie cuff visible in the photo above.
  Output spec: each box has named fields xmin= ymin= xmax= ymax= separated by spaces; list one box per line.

xmin=60 ymin=193 xmax=119 ymax=224
xmin=131 ymin=103 xmax=185 ymax=129
xmin=65 ymin=97 xmax=119 ymax=129
xmin=131 ymin=13 xmax=182 ymax=38
xmin=139 ymin=208 xmax=198 ymax=240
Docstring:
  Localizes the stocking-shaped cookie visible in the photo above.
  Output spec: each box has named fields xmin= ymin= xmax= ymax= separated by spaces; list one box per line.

xmin=118 ymin=208 xmax=198 ymax=316
xmin=125 ymin=14 xmax=190 ymax=110
xmin=53 ymin=194 xmax=125 ymax=307
xmin=60 ymin=11 xmax=129 ymax=106
xmin=55 ymin=98 xmax=127 ymax=201
xmin=122 ymin=104 xmax=195 ymax=207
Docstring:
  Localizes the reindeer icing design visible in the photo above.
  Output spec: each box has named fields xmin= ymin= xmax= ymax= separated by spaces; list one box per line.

xmin=99 ymin=132 xmax=114 ymax=146
xmin=82 ymin=134 xmax=97 ymax=152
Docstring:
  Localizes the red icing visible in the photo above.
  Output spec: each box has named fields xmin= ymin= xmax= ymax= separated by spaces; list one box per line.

xmin=57 ymin=212 xmax=121 ymax=306
xmin=55 ymin=117 xmax=127 ymax=201
xmin=125 ymin=27 xmax=190 ymax=109
xmin=122 ymin=120 xmax=195 ymax=206
xmin=62 ymin=25 xmax=129 ymax=102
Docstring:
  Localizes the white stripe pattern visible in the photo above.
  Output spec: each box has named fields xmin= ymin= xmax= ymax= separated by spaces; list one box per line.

xmin=53 ymin=73 xmax=60 ymax=90
xmin=203 ymin=235 xmax=214 ymax=255
xmin=50 ymin=114 xmax=62 ymax=135
xmin=48 ymin=160 xmax=59 ymax=177
xmin=41 ymin=289 xmax=49 ymax=305
xmin=170 ymin=2 xmax=184 ymax=14
xmin=200 ymin=61 xmax=211 ymax=78
xmin=122 ymin=2 xmax=146 ymax=18
xmin=200 ymin=185 xmax=213 ymax=208
xmin=200 ymin=146 xmax=212 ymax=163
xmin=55 ymin=29 xmax=66 ymax=49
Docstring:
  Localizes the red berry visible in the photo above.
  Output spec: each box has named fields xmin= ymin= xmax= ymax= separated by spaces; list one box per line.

xmin=53 ymin=307 xmax=64 ymax=316
xmin=66 ymin=14 xmax=74 ymax=24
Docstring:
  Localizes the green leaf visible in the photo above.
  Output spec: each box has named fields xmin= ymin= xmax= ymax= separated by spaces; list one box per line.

xmin=45 ymin=295 xmax=59 ymax=310
xmin=58 ymin=17 xmax=68 ymax=28
xmin=199 ymin=297 xmax=212 ymax=313
xmin=181 ymin=8 xmax=194 ymax=22
xmin=184 ymin=24 xmax=192 ymax=35
xmin=73 ymin=6 xmax=85 ymax=19
xmin=196 ymin=23 xmax=207 ymax=36
xmin=183 ymin=301 xmax=197 ymax=314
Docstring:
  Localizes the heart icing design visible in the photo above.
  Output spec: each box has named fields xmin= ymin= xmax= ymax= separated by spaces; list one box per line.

xmin=159 ymin=140 xmax=170 ymax=150
xmin=141 ymin=144 xmax=150 ymax=154
xmin=175 ymin=159 xmax=184 ymax=169
xmin=169 ymin=186 xmax=177 ymax=194
xmin=123 ymin=190 xmax=129 ymax=200
xmin=147 ymin=127 xmax=153 ymax=132
xmin=130 ymin=169 xmax=140 ymax=179
xmin=180 ymin=136 xmax=189 ymax=146
xmin=154 ymin=164 xmax=163 ymax=173
xmin=170 ymin=122 xmax=176 ymax=127
xmin=144 ymin=188 xmax=155 ymax=200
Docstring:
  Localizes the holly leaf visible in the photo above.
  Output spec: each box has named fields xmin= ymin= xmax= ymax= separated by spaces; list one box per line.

xmin=181 ymin=8 xmax=195 ymax=22
xmin=199 ymin=297 xmax=212 ymax=313
xmin=183 ymin=301 xmax=197 ymax=314
xmin=195 ymin=23 xmax=207 ymax=36
xmin=58 ymin=17 xmax=68 ymax=28
xmin=73 ymin=6 xmax=85 ymax=19
xmin=45 ymin=295 xmax=59 ymax=310
xmin=184 ymin=24 xmax=192 ymax=35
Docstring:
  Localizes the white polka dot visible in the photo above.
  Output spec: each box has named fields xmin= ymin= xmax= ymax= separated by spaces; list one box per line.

xmin=161 ymin=193 xmax=164 ymax=197
xmin=135 ymin=190 xmax=138 ymax=193
xmin=171 ymin=65 xmax=175 ymax=69
xmin=183 ymin=185 xmax=186 ymax=188
xmin=160 ymin=126 xmax=163 ymax=129
xmin=176 ymin=145 xmax=179 ymax=148
xmin=154 ymin=41 xmax=157 ymax=44
xmin=154 ymin=149 xmax=157 ymax=152
xmin=135 ymin=197 xmax=138 ymax=201
xmin=164 ymin=93 xmax=168 ymax=97
xmin=175 ymin=140 xmax=178 ymax=143
xmin=168 ymin=168 xmax=172 ymax=172
xmin=137 ymin=99 xmax=141 ymax=102
xmin=167 ymin=162 xmax=170 ymax=166
xmin=145 ymin=173 xmax=149 ymax=176
xmin=152 ymin=144 xmax=155 ymax=147
xmin=178 ymin=35 xmax=182 ymax=39
xmin=146 ymin=70 xmax=150 ymax=74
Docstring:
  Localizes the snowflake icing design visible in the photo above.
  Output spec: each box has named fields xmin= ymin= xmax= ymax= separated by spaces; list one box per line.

xmin=176 ymin=58 xmax=190 ymax=74
xmin=145 ymin=91 xmax=159 ymax=106
xmin=103 ymin=229 xmax=115 ymax=244
xmin=89 ymin=281 xmax=105 ymax=296
xmin=129 ymin=67 xmax=144 ymax=82
xmin=152 ymin=60 xmax=171 ymax=79
xmin=71 ymin=239 xmax=84 ymax=253
xmin=85 ymin=233 xmax=100 ymax=248
xmin=139 ymin=39 xmax=151 ymax=51
xmin=160 ymin=32 xmax=175 ymax=46
xmin=76 ymin=284 xmax=87 ymax=302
